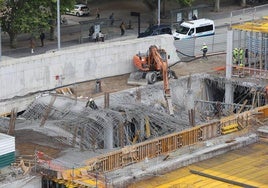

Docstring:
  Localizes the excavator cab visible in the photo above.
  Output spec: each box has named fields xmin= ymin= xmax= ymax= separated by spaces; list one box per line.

xmin=128 ymin=45 xmax=177 ymax=115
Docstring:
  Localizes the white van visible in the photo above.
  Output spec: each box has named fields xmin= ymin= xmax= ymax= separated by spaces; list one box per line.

xmin=173 ymin=18 xmax=215 ymax=40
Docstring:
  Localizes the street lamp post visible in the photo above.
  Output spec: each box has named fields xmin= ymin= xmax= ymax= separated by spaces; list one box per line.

xmin=57 ymin=0 xmax=61 ymax=50
xmin=0 ymin=27 xmax=2 ymax=61
xmin=158 ymin=0 xmax=160 ymax=26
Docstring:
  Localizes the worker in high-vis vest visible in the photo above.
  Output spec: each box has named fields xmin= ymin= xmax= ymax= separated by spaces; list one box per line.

xmin=238 ymin=48 xmax=244 ymax=65
xmin=233 ymin=48 xmax=239 ymax=65
xmin=201 ymin=43 xmax=208 ymax=59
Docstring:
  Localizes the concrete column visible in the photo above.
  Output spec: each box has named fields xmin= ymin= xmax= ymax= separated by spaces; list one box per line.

xmin=238 ymin=30 xmax=241 ymax=48
xmin=226 ymin=30 xmax=233 ymax=80
xmin=104 ymin=125 xmax=113 ymax=149
xmin=225 ymin=30 xmax=234 ymax=106
xmin=249 ymin=31 xmax=253 ymax=69
xmin=259 ymin=32 xmax=263 ymax=70
xmin=264 ymin=34 xmax=268 ymax=70
xmin=186 ymin=90 xmax=194 ymax=110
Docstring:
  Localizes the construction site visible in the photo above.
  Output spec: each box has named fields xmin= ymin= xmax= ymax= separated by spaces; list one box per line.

xmin=0 ymin=1 xmax=268 ymax=188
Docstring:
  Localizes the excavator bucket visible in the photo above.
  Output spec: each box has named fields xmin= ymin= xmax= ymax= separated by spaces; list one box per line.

xmin=166 ymin=97 xmax=174 ymax=115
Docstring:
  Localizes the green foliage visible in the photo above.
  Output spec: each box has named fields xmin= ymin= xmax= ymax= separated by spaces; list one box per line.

xmin=0 ymin=0 xmax=75 ymax=47
xmin=177 ymin=0 xmax=194 ymax=7
xmin=1 ymin=0 xmax=51 ymax=36
xmin=0 ymin=0 xmax=4 ymax=9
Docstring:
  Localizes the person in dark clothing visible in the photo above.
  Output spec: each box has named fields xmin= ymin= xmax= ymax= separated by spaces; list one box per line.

xmin=86 ymin=98 xmax=98 ymax=110
xmin=96 ymin=9 xmax=100 ymax=19
xmin=245 ymin=48 xmax=249 ymax=65
xmin=89 ymin=26 xmax=94 ymax=38
xmin=40 ymin=32 xmax=45 ymax=47
xmin=192 ymin=14 xmax=197 ymax=20
xmin=109 ymin=13 xmax=114 ymax=26
xmin=120 ymin=22 xmax=126 ymax=36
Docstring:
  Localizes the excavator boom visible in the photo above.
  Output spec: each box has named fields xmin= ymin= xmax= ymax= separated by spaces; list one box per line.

xmin=132 ymin=45 xmax=174 ymax=115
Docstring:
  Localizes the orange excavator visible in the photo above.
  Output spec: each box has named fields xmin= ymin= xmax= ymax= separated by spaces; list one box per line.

xmin=132 ymin=45 xmax=177 ymax=115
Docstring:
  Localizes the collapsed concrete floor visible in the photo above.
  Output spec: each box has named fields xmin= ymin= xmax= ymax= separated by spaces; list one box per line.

xmin=0 ymin=71 xmax=267 ymax=164
xmin=1 ymin=54 xmax=268 ymax=187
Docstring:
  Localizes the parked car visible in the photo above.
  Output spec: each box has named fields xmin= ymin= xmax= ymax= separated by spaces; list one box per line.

xmin=138 ymin=24 xmax=172 ymax=38
xmin=66 ymin=4 xmax=90 ymax=17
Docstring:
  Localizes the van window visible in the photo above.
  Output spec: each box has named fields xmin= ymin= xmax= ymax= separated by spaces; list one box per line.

xmin=188 ymin=28 xmax=194 ymax=35
xmin=176 ymin=25 xmax=189 ymax=35
xmin=196 ymin=25 xmax=213 ymax=33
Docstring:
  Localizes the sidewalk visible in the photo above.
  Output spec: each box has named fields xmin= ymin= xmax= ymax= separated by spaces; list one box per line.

xmin=0 ymin=4 xmax=267 ymax=60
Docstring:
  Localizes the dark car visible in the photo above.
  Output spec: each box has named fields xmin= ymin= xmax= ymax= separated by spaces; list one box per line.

xmin=138 ymin=24 xmax=172 ymax=38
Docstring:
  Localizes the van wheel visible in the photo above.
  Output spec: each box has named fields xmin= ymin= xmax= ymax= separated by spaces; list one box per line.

xmin=146 ymin=72 xmax=157 ymax=84
xmin=76 ymin=12 xmax=80 ymax=17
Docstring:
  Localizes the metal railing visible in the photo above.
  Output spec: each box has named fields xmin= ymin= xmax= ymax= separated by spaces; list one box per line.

xmin=230 ymin=4 xmax=268 ymax=27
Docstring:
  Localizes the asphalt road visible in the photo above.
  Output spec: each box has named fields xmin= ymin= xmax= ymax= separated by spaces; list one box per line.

xmin=1 ymin=3 xmax=267 ymax=60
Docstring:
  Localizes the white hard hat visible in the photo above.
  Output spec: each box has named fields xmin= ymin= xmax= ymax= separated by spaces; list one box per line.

xmin=89 ymin=98 xmax=93 ymax=102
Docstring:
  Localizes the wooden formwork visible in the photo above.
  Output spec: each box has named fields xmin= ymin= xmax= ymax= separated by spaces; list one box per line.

xmin=56 ymin=105 xmax=268 ymax=182
xmin=83 ymin=121 xmax=221 ymax=173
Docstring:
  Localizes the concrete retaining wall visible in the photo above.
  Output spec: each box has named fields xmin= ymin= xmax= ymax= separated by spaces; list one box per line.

xmin=0 ymin=35 xmax=179 ymax=114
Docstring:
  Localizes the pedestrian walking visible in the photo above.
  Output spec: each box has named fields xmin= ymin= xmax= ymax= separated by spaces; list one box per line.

xmin=96 ymin=8 xmax=100 ymax=19
xmin=40 ymin=32 xmax=45 ymax=47
xmin=192 ymin=14 xmax=197 ymax=20
xmin=201 ymin=43 xmax=208 ymax=59
xmin=30 ymin=37 xmax=35 ymax=54
xmin=120 ymin=22 xmax=126 ymax=36
xmin=109 ymin=13 xmax=114 ymax=26
xmin=89 ymin=25 xmax=94 ymax=38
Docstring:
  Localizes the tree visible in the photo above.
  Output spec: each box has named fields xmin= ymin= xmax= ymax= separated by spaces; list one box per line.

xmin=214 ymin=0 xmax=220 ymax=12
xmin=178 ymin=0 xmax=194 ymax=7
xmin=0 ymin=0 xmax=51 ymax=48
xmin=213 ymin=0 xmax=247 ymax=13
xmin=241 ymin=0 xmax=247 ymax=7
xmin=0 ymin=0 xmax=75 ymax=48
xmin=47 ymin=0 xmax=75 ymax=41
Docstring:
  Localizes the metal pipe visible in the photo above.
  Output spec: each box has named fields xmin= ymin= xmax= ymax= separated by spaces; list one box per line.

xmin=190 ymin=169 xmax=258 ymax=188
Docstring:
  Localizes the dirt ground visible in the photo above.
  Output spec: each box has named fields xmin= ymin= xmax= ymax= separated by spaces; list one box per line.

xmin=15 ymin=0 xmax=227 ymax=159
xmin=72 ymin=53 xmax=226 ymax=99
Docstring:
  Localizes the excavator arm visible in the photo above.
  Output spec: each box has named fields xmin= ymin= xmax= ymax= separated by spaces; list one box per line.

xmin=148 ymin=45 xmax=174 ymax=115
xmin=148 ymin=46 xmax=170 ymax=96
xmin=132 ymin=45 xmax=174 ymax=115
